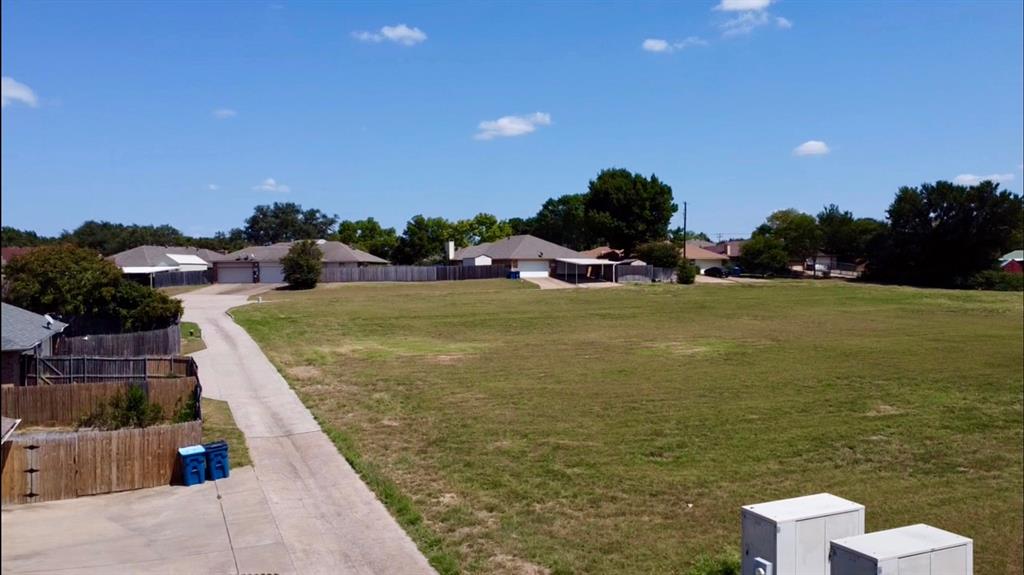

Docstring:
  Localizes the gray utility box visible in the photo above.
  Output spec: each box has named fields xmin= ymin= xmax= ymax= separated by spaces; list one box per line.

xmin=742 ymin=493 xmax=865 ymax=575
xmin=829 ymin=524 xmax=972 ymax=575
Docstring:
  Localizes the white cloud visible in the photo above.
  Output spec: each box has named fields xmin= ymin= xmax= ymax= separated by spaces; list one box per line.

xmin=714 ymin=0 xmax=791 ymax=36
xmin=953 ymin=173 xmax=1015 ymax=186
xmin=352 ymin=24 xmax=427 ymax=46
xmin=207 ymin=184 xmax=220 ymax=191
xmin=1 ymin=76 xmax=38 ymax=108
xmin=475 ymin=112 xmax=552 ymax=140
xmin=642 ymin=36 xmax=708 ymax=53
xmin=253 ymin=178 xmax=291 ymax=193
xmin=642 ymin=38 xmax=671 ymax=53
xmin=793 ymin=140 xmax=830 ymax=156
xmin=212 ymin=108 xmax=237 ymax=119
xmin=715 ymin=0 xmax=773 ymax=11
xmin=721 ymin=11 xmax=772 ymax=36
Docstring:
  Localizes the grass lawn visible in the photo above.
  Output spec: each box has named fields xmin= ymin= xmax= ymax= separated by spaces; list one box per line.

xmin=201 ymin=398 xmax=252 ymax=469
xmin=160 ymin=285 xmax=207 ymax=297
xmin=232 ymin=280 xmax=1023 ymax=575
xmin=180 ymin=321 xmax=206 ymax=355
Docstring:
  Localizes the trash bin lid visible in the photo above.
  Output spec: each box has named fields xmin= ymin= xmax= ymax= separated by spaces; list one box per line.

xmin=203 ymin=440 xmax=228 ymax=451
xmin=178 ymin=445 xmax=206 ymax=456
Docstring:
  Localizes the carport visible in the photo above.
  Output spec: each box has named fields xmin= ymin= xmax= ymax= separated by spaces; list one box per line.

xmin=554 ymin=258 xmax=621 ymax=284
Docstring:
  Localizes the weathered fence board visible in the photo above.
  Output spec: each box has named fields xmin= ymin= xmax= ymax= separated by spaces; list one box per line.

xmin=1 ymin=378 xmax=199 ymax=426
xmin=21 ymin=356 xmax=197 ymax=386
xmin=320 ymin=264 xmax=510 ymax=283
xmin=1 ymin=421 xmax=203 ymax=504
xmin=53 ymin=324 xmax=181 ymax=357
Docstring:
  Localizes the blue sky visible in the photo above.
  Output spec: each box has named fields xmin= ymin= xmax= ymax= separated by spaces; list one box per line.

xmin=2 ymin=0 xmax=1022 ymax=240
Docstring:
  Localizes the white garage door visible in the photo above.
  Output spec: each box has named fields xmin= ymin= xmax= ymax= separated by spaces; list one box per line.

xmin=518 ymin=260 xmax=550 ymax=278
xmin=259 ymin=263 xmax=285 ymax=283
xmin=217 ymin=265 xmax=253 ymax=283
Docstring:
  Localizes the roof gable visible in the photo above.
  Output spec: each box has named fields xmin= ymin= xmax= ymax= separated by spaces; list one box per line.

xmin=479 ymin=235 xmax=582 ymax=260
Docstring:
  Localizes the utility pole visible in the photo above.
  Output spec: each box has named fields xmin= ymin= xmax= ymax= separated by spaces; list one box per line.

xmin=682 ymin=201 xmax=688 ymax=261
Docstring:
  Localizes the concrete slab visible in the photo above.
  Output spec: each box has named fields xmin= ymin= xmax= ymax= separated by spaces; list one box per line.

xmin=1 ymin=470 xmax=258 ymax=575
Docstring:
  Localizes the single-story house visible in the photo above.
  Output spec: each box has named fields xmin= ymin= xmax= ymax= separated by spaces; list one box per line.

xmin=216 ymin=239 xmax=388 ymax=283
xmin=108 ymin=245 xmax=225 ymax=275
xmin=2 ymin=302 xmax=67 ymax=385
xmin=682 ymin=242 xmax=730 ymax=275
xmin=999 ymin=250 xmax=1023 ymax=274
xmin=707 ymin=239 xmax=746 ymax=260
xmin=453 ymin=234 xmax=584 ymax=278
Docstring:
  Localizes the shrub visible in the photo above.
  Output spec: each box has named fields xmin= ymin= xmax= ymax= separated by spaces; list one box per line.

xmin=281 ymin=240 xmax=323 ymax=289
xmin=966 ymin=269 xmax=1024 ymax=291
xmin=79 ymin=385 xmax=165 ymax=430
xmin=677 ymin=260 xmax=697 ymax=284
xmin=635 ymin=241 xmax=681 ymax=268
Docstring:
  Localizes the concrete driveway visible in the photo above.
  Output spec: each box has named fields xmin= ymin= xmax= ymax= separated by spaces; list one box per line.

xmin=179 ymin=285 xmax=435 ymax=575
xmin=2 ymin=467 xmax=284 ymax=575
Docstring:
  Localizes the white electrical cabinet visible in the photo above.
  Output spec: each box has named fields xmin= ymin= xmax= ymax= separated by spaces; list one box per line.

xmin=829 ymin=524 xmax=972 ymax=575
xmin=741 ymin=493 xmax=865 ymax=575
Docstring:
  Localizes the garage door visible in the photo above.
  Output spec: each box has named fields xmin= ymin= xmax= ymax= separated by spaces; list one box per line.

xmin=518 ymin=260 xmax=550 ymax=278
xmin=217 ymin=265 xmax=253 ymax=283
xmin=259 ymin=264 xmax=285 ymax=283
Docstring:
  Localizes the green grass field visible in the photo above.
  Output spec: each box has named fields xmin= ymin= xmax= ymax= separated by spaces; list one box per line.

xmin=232 ymin=280 xmax=1023 ymax=575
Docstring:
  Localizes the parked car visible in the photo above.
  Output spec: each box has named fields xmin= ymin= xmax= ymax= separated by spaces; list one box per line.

xmin=704 ymin=267 xmax=726 ymax=278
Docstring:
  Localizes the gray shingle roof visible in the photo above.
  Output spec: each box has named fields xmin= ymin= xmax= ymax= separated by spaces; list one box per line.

xmin=465 ymin=235 xmax=582 ymax=260
xmin=452 ymin=242 xmax=494 ymax=260
xmin=109 ymin=245 xmax=226 ymax=268
xmin=222 ymin=241 xmax=388 ymax=265
xmin=1 ymin=303 xmax=67 ymax=351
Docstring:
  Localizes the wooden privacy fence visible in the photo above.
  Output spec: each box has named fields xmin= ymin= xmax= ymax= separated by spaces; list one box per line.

xmin=1 ymin=421 xmax=203 ymax=504
xmin=320 ymin=264 xmax=510 ymax=283
xmin=21 ymin=356 xmax=197 ymax=386
xmin=52 ymin=324 xmax=181 ymax=357
xmin=1 ymin=377 xmax=200 ymax=427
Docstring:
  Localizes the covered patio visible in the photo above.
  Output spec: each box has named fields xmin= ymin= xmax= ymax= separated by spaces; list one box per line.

xmin=553 ymin=258 xmax=621 ymax=285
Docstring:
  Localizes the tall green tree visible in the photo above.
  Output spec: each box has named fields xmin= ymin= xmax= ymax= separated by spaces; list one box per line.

xmin=738 ymin=235 xmax=789 ymax=275
xmin=334 ymin=218 xmax=399 ymax=260
xmin=635 ymin=242 xmax=680 ymax=268
xmin=758 ymin=209 xmax=822 ymax=266
xmin=2 ymin=226 xmax=52 ymax=247
xmin=530 ymin=194 xmax=594 ymax=250
xmin=59 ymin=221 xmax=186 ymax=255
xmin=867 ymin=180 xmax=1023 ymax=287
xmin=453 ymin=213 xmax=514 ymax=246
xmin=669 ymin=227 xmax=711 ymax=246
xmin=816 ymin=205 xmax=885 ymax=263
xmin=584 ymin=169 xmax=677 ymax=254
xmin=392 ymin=215 xmax=455 ymax=265
xmin=243 ymin=202 xmax=338 ymax=245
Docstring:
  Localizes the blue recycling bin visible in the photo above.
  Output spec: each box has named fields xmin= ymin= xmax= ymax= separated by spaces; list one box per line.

xmin=203 ymin=440 xmax=230 ymax=481
xmin=178 ymin=445 xmax=207 ymax=486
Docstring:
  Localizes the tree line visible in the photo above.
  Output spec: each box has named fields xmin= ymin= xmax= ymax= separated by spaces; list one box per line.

xmin=3 ymin=170 xmax=1021 ymax=289
xmin=2 ymin=167 xmax=683 ymax=265
xmin=739 ymin=180 xmax=1022 ymax=289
